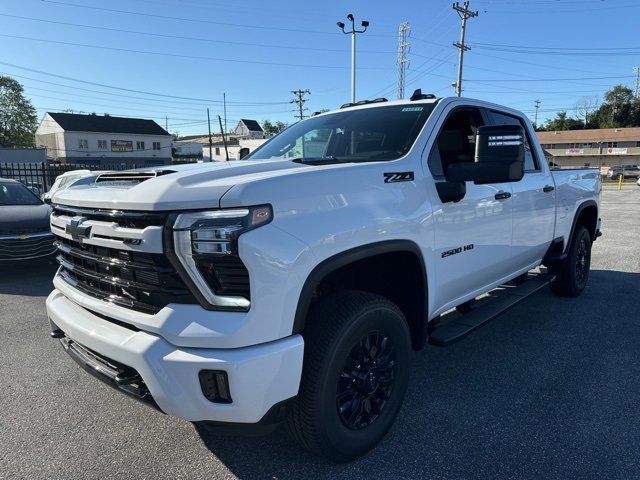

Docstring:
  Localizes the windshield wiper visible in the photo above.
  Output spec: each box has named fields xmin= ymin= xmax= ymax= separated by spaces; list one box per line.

xmin=291 ymin=156 xmax=348 ymax=165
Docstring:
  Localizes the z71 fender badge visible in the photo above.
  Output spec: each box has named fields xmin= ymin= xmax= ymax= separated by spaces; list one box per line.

xmin=384 ymin=171 xmax=414 ymax=183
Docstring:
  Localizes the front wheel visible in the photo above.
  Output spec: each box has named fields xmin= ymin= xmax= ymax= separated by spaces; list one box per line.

xmin=551 ymin=225 xmax=592 ymax=297
xmin=287 ymin=291 xmax=411 ymax=462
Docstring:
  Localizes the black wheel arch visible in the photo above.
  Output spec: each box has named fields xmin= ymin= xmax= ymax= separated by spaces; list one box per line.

xmin=292 ymin=240 xmax=429 ymax=350
xmin=566 ymin=200 xmax=598 ymax=252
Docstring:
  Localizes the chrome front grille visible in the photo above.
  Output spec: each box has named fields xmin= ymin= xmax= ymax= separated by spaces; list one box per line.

xmin=51 ymin=205 xmax=195 ymax=313
xmin=0 ymin=231 xmax=56 ymax=261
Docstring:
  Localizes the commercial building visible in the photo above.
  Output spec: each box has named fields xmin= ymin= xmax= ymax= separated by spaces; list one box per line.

xmin=35 ymin=112 xmax=172 ymax=167
xmin=536 ymin=127 xmax=640 ymax=171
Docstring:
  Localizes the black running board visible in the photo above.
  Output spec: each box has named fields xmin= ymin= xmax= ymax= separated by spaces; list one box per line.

xmin=428 ymin=273 xmax=555 ymax=346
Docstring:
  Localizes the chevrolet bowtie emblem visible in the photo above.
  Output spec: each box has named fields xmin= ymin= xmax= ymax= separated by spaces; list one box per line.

xmin=65 ymin=216 xmax=92 ymax=242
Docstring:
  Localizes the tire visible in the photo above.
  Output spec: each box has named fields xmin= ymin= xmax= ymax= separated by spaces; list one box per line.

xmin=551 ymin=225 xmax=592 ymax=297
xmin=287 ymin=290 xmax=412 ymax=462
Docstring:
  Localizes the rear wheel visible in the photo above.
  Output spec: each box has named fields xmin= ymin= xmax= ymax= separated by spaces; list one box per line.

xmin=551 ymin=225 xmax=592 ymax=297
xmin=287 ymin=291 xmax=411 ymax=462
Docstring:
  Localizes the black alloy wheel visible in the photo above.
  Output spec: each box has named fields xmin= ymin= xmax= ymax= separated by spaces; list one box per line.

xmin=336 ymin=330 xmax=396 ymax=430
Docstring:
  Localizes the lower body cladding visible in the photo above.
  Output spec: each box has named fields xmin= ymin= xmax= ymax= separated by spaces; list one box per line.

xmin=46 ymin=289 xmax=304 ymax=424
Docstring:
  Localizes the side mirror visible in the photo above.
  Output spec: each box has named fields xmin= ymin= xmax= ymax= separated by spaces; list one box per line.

xmin=238 ymin=147 xmax=250 ymax=160
xmin=447 ymin=124 xmax=525 ymax=185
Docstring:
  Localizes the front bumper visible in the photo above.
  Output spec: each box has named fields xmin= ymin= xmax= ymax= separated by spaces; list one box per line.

xmin=46 ymin=289 xmax=304 ymax=423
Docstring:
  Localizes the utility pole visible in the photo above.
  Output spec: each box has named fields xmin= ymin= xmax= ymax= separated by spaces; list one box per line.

xmin=337 ymin=14 xmax=369 ymax=103
xmin=206 ymin=108 xmax=213 ymax=161
xmin=223 ymin=92 xmax=228 ymax=133
xmin=218 ymin=115 xmax=229 ymax=161
xmin=633 ymin=67 xmax=640 ymax=98
xmin=397 ymin=22 xmax=411 ymax=99
xmin=452 ymin=1 xmax=478 ymax=97
xmin=534 ymin=99 xmax=541 ymax=128
xmin=290 ymin=89 xmax=311 ymax=121
xmin=165 ymin=116 xmax=168 ymax=131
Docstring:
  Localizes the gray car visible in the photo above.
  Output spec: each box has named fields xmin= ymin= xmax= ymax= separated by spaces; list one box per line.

xmin=608 ymin=166 xmax=640 ymax=179
xmin=0 ymin=178 xmax=56 ymax=262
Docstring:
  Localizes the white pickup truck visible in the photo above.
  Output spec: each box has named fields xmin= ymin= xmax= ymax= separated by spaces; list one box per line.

xmin=47 ymin=93 xmax=601 ymax=461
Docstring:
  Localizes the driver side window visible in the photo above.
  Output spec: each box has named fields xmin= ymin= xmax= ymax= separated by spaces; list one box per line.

xmin=428 ymin=108 xmax=484 ymax=179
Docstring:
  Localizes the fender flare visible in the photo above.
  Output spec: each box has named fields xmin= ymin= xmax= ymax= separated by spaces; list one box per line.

xmin=565 ymin=200 xmax=598 ymax=252
xmin=291 ymin=240 xmax=428 ymax=342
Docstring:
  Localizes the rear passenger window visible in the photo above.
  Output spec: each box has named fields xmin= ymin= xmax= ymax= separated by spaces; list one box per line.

xmin=487 ymin=111 xmax=539 ymax=172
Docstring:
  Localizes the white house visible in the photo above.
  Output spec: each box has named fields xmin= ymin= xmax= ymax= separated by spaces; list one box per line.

xmin=35 ymin=112 xmax=172 ymax=167
xmin=202 ymin=138 xmax=268 ymax=162
xmin=172 ymin=140 xmax=203 ymax=159
xmin=234 ymin=119 xmax=264 ymax=140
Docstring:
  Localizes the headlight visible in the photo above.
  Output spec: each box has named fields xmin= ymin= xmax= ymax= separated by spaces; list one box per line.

xmin=171 ymin=205 xmax=272 ymax=310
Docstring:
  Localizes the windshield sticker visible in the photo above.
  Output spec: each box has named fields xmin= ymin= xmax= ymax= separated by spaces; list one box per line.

xmin=401 ymin=107 xmax=423 ymax=112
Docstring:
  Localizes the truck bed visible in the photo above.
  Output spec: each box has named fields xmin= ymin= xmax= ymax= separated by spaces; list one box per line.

xmin=551 ymin=168 xmax=601 ymax=245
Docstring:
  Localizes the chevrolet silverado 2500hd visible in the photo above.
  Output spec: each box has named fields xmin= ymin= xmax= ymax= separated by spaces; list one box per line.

xmin=46 ymin=93 xmax=601 ymax=461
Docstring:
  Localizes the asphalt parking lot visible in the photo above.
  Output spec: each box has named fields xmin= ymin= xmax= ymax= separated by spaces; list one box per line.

xmin=1 ymin=187 xmax=639 ymax=480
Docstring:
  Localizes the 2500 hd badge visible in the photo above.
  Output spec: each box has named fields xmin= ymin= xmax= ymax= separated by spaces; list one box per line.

xmin=441 ymin=244 xmax=474 ymax=258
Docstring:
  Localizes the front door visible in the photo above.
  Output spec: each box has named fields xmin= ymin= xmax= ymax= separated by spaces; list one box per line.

xmin=426 ymin=107 xmax=514 ymax=312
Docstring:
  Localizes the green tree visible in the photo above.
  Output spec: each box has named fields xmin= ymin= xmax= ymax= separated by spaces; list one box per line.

xmin=262 ymin=120 xmax=287 ymax=136
xmin=588 ymin=85 xmax=640 ymax=128
xmin=0 ymin=76 xmax=38 ymax=147
xmin=541 ymin=111 xmax=584 ymax=131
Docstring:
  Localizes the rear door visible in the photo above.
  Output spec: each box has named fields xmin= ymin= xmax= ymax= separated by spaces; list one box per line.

xmin=485 ymin=109 xmax=555 ymax=270
xmin=426 ymin=106 xmax=514 ymax=311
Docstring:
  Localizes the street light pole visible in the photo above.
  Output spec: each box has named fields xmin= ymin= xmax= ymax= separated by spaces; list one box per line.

xmin=337 ymin=14 xmax=369 ymax=104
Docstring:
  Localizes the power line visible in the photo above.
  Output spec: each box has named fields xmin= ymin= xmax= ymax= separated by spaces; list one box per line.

xmin=397 ymin=22 xmax=411 ymax=99
xmin=38 ymin=0 xmax=400 ymax=38
xmin=452 ymin=1 xmax=479 ymax=97
xmin=466 ymin=74 xmax=635 ymax=82
xmin=290 ymin=90 xmax=311 ymax=121
xmin=39 ymin=0 xmax=344 ymax=36
xmin=470 ymin=40 xmax=640 ymax=51
xmin=0 ymin=13 xmax=398 ymax=56
xmin=0 ymin=61 xmax=289 ymax=104
xmin=0 ymin=33 xmax=392 ymax=71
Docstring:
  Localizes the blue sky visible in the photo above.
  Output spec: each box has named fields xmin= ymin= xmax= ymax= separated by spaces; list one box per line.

xmin=0 ymin=0 xmax=638 ymax=136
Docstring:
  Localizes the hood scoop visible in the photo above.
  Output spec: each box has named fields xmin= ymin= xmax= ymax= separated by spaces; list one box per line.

xmin=95 ymin=169 xmax=176 ymax=185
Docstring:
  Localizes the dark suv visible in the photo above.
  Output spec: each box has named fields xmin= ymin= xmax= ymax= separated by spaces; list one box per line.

xmin=0 ymin=178 xmax=56 ymax=262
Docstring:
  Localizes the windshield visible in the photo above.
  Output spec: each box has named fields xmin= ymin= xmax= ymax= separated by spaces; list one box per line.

xmin=246 ymin=103 xmax=436 ymax=162
xmin=0 ymin=183 xmax=43 ymax=206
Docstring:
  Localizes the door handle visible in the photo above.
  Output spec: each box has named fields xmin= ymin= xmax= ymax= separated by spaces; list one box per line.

xmin=543 ymin=185 xmax=555 ymax=192
xmin=494 ymin=191 xmax=511 ymax=200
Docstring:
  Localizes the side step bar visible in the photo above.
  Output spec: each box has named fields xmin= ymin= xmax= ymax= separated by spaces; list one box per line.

xmin=429 ymin=273 xmax=555 ymax=346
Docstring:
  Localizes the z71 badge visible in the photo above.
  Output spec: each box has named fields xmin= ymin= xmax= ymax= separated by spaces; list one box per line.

xmin=441 ymin=244 xmax=474 ymax=258
xmin=384 ymin=171 xmax=414 ymax=183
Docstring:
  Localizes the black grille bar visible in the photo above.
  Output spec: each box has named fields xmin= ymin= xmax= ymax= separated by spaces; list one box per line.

xmin=56 ymin=329 xmax=162 ymax=412
xmin=0 ymin=233 xmax=56 ymax=261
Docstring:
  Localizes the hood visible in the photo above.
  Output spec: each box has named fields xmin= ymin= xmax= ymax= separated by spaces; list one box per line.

xmin=0 ymin=203 xmax=52 ymax=234
xmin=51 ymin=159 xmax=316 ymax=211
